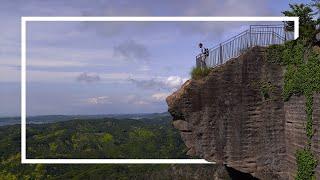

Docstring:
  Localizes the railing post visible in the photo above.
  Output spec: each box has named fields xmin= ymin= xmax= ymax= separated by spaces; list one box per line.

xmin=283 ymin=22 xmax=287 ymax=42
xmin=246 ymin=30 xmax=249 ymax=48
xmin=249 ymin=25 xmax=252 ymax=47
xmin=272 ymin=32 xmax=275 ymax=44
xmin=219 ymin=43 xmax=223 ymax=64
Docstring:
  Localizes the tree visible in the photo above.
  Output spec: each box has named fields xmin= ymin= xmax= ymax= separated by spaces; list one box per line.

xmin=282 ymin=3 xmax=317 ymax=43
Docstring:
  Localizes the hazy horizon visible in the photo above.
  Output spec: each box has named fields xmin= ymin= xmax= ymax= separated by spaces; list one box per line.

xmin=0 ymin=111 xmax=170 ymax=118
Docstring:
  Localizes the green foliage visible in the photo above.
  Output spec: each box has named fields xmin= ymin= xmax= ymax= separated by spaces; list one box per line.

xmin=283 ymin=45 xmax=320 ymax=179
xmin=282 ymin=42 xmax=305 ymax=65
xmin=283 ymin=64 xmax=303 ymax=101
xmin=49 ymin=142 xmax=58 ymax=152
xmin=24 ymin=118 xmax=187 ymax=159
xmin=32 ymin=164 xmax=47 ymax=180
xmin=190 ymin=66 xmax=211 ymax=80
xmin=282 ymin=3 xmax=317 ymax=42
xmin=260 ymin=81 xmax=275 ymax=100
xmin=282 ymin=48 xmax=320 ymax=100
xmin=267 ymin=36 xmax=320 ymax=180
xmin=282 ymin=4 xmax=313 ymax=25
xmin=267 ymin=2 xmax=320 ymax=175
xmin=266 ymin=41 xmax=306 ymax=66
xmin=0 ymin=116 xmax=188 ymax=179
xmin=101 ymin=133 xmax=113 ymax=143
xmin=306 ymin=94 xmax=314 ymax=140
xmin=130 ymin=128 xmax=155 ymax=139
xmin=266 ymin=44 xmax=285 ymax=64
xmin=296 ymin=149 xmax=318 ymax=180
xmin=0 ymin=170 xmax=17 ymax=180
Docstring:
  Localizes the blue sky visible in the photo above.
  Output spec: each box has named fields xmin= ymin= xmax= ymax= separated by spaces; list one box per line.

xmin=0 ymin=0 xmax=309 ymax=116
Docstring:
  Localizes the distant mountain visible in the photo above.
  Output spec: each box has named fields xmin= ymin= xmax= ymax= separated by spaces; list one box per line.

xmin=0 ymin=117 xmax=20 ymax=126
xmin=0 ymin=112 xmax=171 ymax=126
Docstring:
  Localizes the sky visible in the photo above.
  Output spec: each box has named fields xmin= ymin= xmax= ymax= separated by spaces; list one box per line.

xmin=0 ymin=0 xmax=310 ymax=116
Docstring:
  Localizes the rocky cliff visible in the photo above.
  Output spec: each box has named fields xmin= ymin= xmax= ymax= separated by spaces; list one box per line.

xmin=166 ymin=47 xmax=320 ymax=179
xmin=141 ymin=164 xmax=259 ymax=180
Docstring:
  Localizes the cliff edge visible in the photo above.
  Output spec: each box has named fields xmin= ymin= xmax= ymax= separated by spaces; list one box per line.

xmin=166 ymin=47 xmax=320 ymax=179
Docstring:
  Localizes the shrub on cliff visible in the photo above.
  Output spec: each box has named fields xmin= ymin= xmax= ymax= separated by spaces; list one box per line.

xmin=266 ymin=2 xmax=320 ymax=177
xmin=266 ymin=44 xmax=286 ymax=64
xmin=266 ymin=33 xmax=320 ymax=180
xmin=296 ymin=149 xmax=318 ymax=180
xmin=190 ymin=67 xmax=211 ymax=80
xmin=267 ymin=41 xmax=320 ymax=180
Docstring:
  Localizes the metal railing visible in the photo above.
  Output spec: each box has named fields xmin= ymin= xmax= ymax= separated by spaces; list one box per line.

xmin=196 ymin=24 xmax=294 ymax=68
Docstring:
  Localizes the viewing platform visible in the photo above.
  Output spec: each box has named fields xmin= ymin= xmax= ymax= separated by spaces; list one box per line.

xmin=196 ymin=24 xmax=295 ymax=68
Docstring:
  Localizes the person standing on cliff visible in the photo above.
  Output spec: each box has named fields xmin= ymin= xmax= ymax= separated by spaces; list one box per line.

xmin=198 ymin=43 xmax=208 ymax=68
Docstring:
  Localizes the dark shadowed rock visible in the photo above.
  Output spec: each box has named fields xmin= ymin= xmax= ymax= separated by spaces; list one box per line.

xmin=139 ymin=165 xmax=231 ymax=180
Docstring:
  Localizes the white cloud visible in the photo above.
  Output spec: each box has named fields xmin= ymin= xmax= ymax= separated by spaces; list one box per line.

xmin=21 ymin=70 xmax=149 ymax=83
xmin=164 ymin=76 xmax=188 ymax=90
xmin=121 ymin=94 xmax=149 ymax=106
xmin=133 ymin=100 xmax=149 ymax=105
xmin=137 ymin=65 xmax=151 ymax=72
xmin=100 ymin=73 xmax=132 ymax=81
xmin=151 ymin=92 xmax=171 ymax=102
xmin=129 ymin=75 xmax=188 ymax=91
xmin=86 ymin=96 xmax=112 ymax=105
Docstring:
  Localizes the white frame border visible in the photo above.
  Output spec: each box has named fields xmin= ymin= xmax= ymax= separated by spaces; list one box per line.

xmin=21 ymin=16 xmax=299 ymax=164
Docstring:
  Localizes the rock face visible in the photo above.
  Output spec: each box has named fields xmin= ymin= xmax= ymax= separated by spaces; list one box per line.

xmin=285 ymin=94 xmax=320 ymax=179
xmin=140 ymin=165 xmax=232 ymax=180
xmin=141 ymin=164 xmax=260 ymax=180
xmin=166 ymin=47 xmax=320 ymax=179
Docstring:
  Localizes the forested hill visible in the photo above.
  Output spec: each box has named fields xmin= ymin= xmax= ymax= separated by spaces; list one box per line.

xmin=26 ymin=117 xmax=186 ymax=159
xmin=0 ymin=115 xmax=190 ymax=179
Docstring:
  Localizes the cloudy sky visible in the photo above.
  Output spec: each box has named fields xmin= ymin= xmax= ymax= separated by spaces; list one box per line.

xmin=0 ymin=0 xmax=309 ymax=116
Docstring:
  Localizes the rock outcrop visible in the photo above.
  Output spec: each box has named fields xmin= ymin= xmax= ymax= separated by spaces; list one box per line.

xmin=140 ymin=165 xmax=232 ymax=180
xmin=166 ymin=47 xmax=320 ymax=179
xmin=141 ymin=164 xmax=260 ymax=180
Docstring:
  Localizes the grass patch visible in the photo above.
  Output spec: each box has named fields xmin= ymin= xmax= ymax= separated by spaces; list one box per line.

xmin=190 ymin=67 xmax=211 ymax=80
xmin=260 ymin=81 xmax=275 ymax=100
xmin=296 ymin=149 xmax=318 ymax=180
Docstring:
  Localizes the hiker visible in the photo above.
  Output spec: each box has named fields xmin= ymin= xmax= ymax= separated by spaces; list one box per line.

xmin=198 ymin=43 xmax=208 ymax=68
